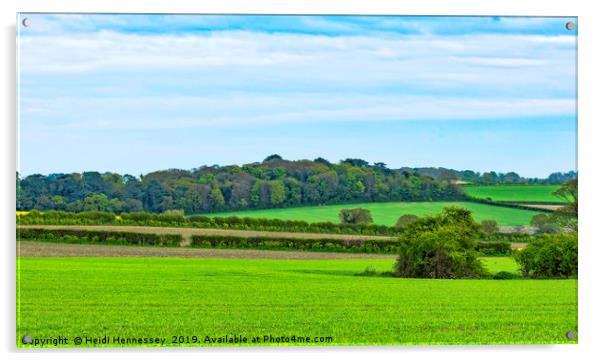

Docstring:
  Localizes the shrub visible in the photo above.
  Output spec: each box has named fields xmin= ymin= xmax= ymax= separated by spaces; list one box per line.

xmin=480 ymin=220 xmax=499 ymax=235
xmin=513 ymin=233 xmax=577 ymax=278
xmin=492 ymin=271 xmax=520 ymax=280
xmin=477 ymin=241 xmax=512 ymax=256
xmin=530 ymin=213 xmax=549 ymax=228
xmin=395 ymin=214 xmax=418 ymax=230
xmin=394 ymin=207 xmax=485 ymax=279
xmin=339 ymin=208 xmax=373 ymax=225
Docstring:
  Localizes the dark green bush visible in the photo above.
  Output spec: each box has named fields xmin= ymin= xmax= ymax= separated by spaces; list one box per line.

xmin=492 ymin=271 xmax=520 ymax=280
xmin=394 ymin=207 xmax=485 ymax=279
xmin=477 ymin=241 xmax=512 ymax=256
xmin=513 ymin=233 xmax=577 ymax=278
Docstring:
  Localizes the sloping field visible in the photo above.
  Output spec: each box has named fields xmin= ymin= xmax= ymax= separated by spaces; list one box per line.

xmin=17 ymin=257 xmax=577 ymax=347
xmin=462 ymin=184 xmax=563 ymax=203
xmin=206 ymin=201 xmax=539 ymax=226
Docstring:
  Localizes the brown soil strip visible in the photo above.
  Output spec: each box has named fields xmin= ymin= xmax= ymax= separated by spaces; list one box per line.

xmin=16 ymin=241 xmax=397 ymax=260
xmin=521 ymin=204 xmax=564 ymax=211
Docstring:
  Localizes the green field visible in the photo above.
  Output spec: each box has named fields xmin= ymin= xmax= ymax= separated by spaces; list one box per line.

xmin=17 ymin=257 xmax=577 ymax=347
xmin=207 ymin=201 xmax=539 ymax=226
xmin=462 ymin=184 xmax=563 ymax=203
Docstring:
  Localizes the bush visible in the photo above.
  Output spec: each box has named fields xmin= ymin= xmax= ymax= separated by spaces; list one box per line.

xmin=339 ymin=208 xmax=373 ymax=225
xmin=395 ymin=214 xmax=418 ymax=230
xmin=394 ymin=207 xmax=485 ymax=279
xmin=480 ymin=220 xmax=499 ymax=235
xmin=477 ymin=241 xmax=512 ymax=256
xmin=513 ymin=233 xmax=577 ymax=278
xmin=492 ymin=271 xmax=520 ymax=280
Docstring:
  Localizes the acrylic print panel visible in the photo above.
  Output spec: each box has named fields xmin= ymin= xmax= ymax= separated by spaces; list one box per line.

xmin=16 ymin=14 xmax=577 ymax=347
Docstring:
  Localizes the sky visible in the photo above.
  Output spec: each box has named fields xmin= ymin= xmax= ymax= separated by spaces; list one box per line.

xmin=17 ymin=14 xmax=577 ymax=178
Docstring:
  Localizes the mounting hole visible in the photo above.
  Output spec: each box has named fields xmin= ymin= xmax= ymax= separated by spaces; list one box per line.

xmin=565 ymin=21 xmax=576 ymax=31
xmin=22 ymin=18 xmax=30 ymax=27
xmin=566 ymin=331 xmax=576 ymax=340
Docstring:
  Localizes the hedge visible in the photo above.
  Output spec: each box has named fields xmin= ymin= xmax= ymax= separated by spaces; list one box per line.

xmin=190 ymin=234 xmax=401 ymax=254
xmin=477 ymin=241 xmax=512 ymax=256
xmin=482 ymin=232 xmax=537 ymax=243
xmin=467 ymin=197 xmax=556 ymax=213
xmin=17 ymin=228 xmax=182 ymax=247
xmin=18 ymin=210 xmax=402 ymax=236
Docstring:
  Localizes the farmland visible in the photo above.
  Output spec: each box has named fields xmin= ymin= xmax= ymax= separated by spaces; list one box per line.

xmin=206 ymin=201 xmax=539 ymax=226
xmin=17 ymin=256 xmax=577 ymax=347
xmin=462 ymin=184 xmax=563 ymax=203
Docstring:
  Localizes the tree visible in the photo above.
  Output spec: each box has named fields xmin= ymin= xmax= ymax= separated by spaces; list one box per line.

xmin=530 ymin=213 xmax=549 ymax=228
xmin=263 ymin=154 xmax=283 ymax=162
xmin=551 ymin=178 xmax=578 ymax=231
xmin=82 ymin=193 xmax=110 ymax=212
xmin=395 ymin=214 xmax=418 ymax=230
xmin=394 ymin=207 xmax=484 ymax=279
xmin=514 ymin=233 xmax=577 ymax=278
xmin=209 ymin=183 xmax=225 ymax=208
xmin=269 ymin=180 xmax=286 ymax=206
xmin=480 ymin=220 xmax=499 ymax=235
xmin=339 ymin=208 xmax=373 ymax=225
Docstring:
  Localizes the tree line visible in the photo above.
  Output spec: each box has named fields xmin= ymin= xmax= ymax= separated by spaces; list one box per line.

xmin=17 ymin=156 xmax=465 ymax=214
xmin=16 ymin=155 xmax=575 ymax=215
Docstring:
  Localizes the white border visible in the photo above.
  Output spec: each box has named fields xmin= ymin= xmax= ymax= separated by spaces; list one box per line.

xmin=2 ymin=1 xmax=601 ymax=360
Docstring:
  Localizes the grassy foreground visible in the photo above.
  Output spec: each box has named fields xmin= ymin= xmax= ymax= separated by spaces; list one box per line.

xmin=17 ymin=257 xmax=577 ymax=347
xmin=207 ymin=201 xmax=538 ymax=226
xmin=462 ymin=184 xmax=562 ymax=203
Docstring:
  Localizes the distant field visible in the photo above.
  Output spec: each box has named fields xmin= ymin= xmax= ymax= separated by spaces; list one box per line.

xmin=17 ymin=257 xmax=577 ymax=347
xmin=462 ymin=184 xmax=563 ymax=203
xmin=207 ymin=202 xmax=539 ymax=226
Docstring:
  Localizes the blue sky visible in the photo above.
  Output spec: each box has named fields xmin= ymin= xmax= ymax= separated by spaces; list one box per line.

xmin=17 ymin=15 xmax=577 ymax=177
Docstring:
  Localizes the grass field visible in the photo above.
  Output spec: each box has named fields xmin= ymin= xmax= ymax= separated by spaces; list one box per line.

xmin=17 ymin=256 xmax=577 ymax=347
xmin=207 ymin=201 xmax=539 ymax=226
xmin=462 ymin=184 xmax=563 ymax=203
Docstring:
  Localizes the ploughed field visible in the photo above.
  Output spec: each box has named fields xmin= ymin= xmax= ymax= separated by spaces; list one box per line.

xmin=462 ymin=184 xmax=563 ymax=203
xmin=17 ymin=256 xmax=577 ymax=346
xmin=206 ymin=201 xmax=539 ymax=226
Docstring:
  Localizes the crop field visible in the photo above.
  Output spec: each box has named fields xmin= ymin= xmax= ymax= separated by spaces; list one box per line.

xmin=17 ymin=256 xmax=577 ymax=347
xmin=207 ymin=201 xmax=539 ymax=226
xmin=462 ymin=184 xmax=563 ymax=203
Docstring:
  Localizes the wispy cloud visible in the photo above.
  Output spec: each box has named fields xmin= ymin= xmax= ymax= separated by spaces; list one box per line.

xmin=17 ymin=14 xmax=577 ymax=177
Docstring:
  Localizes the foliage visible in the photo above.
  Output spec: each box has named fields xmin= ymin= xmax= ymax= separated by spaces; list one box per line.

xmin=492 ymin=271 xmax=521 ymax=280
xmin=17 ymin=228 xmax=182 ymax=247
xmin=394 ymin=207 xmax=485 ymax=279
xmin=480 ymin=219 xmax=499 ymax=235
xmin=550 ymin=178 xmax=578 ymax=231
xmin=394 ymin=214 xmax=418 ymax=230
xmin=15 ymin=158 xmax=469 ymax=214
xmin=530 ymin=213 xmax=550 ymax=228
xmin=17 ymin=210 xmax=401 ymax=236
xmin=477 ymin=241 xmax=512 ymax=256
xmin=190 ymin=234 xmax=400 ymax=254
xmin=339 ymin=208 xmax=373 ymax=225
xmin=514 ymin=233 xmax=578 ymax=278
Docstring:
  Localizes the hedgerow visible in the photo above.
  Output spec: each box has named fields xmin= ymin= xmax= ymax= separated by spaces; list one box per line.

xmin=17 ymin=228 xmax=182 ymax=247
xmin=190 ymin=234 xmax=401 ymax=254
xmin=18 ymin=210 xmax=402 ymax=236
